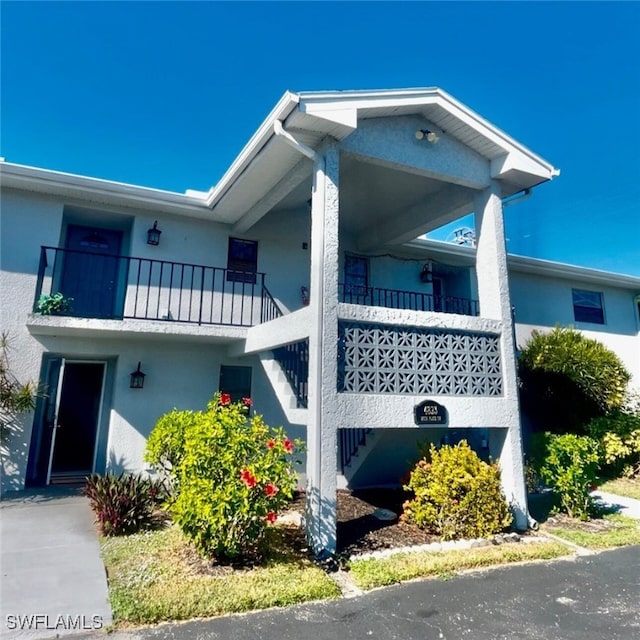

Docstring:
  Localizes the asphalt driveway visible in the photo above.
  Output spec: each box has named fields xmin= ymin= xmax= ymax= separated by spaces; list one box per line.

xmin=76 ymin=545 xmax=640 ymax=640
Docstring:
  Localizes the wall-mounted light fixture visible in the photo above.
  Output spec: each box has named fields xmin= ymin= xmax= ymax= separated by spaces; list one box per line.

xmin=420 ymin=261 xmax=433 ymax=283
xmin=415 ymin=129 xmax=439 ymax=144
xmin=147 ymin=221 xmax=162 ymax=246
xmin=129 ymin=362 xmax=146 ymax=389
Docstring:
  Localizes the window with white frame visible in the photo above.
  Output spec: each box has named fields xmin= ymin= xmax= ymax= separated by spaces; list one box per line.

xmin=572 ymin=289 xmax=605 ymax=324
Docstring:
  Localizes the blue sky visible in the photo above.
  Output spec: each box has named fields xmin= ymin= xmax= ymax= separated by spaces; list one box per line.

xmin=2 ymin=2 xmax=639 ymax=275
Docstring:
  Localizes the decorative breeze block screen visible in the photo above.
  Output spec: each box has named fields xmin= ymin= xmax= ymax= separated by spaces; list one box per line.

xmin=337 ymin=322 xmax=502 ymax=396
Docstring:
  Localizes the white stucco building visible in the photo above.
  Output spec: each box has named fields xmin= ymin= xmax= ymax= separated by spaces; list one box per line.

xmin=2 ymin=87 xmax=636 ymax=554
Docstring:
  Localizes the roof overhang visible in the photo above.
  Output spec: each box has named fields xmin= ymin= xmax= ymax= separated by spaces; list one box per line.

xmin=0 ymin=161 xmax=212 ymax=219
xmin=207 ymin=88 xmax=560 ymax=223
xmin=406 ymin=238 xmax=640 ymax=290
xmin=2 ymin=88 xmax=560 ymax=229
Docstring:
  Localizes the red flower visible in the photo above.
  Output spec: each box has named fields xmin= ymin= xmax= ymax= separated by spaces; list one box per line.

xmin=266 ymin=439 xmax=276 ymax=450
xmin=265 ymin=483 xmax=279 ymax=497
xmin=240 ymin=469 xmax=257 ymax=488
xmin=266 ymin=511 xmax=278 ymax=523
xmin=242 ymin=397 xmax=253 ymax=406
xmin=220 ymin=393 xmax=232 ymax=406
xmin=283 ymin=438 xmax=294 ymax=453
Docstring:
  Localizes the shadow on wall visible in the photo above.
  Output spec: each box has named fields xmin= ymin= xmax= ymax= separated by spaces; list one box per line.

xmin=0 ymin=413 xmax=32 ymax=497
xmin=106 ymin=450 xmax=133 ymax=476
xmin=304 ymin=485 xmax=338 ymax=557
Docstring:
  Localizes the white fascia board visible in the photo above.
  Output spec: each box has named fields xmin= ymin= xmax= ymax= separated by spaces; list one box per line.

xmin=507 ymin=253 xmax=640 ymax=290
xmin=432 ymin=89 xmax=559 ymax=179
xmin=406 ymin=238 xmax=640 ymax=290
xmin=298 ymin=104 xmax=359 ymax=131
xmin=0 ymin=161 xmax=209 ymax=215
xmin=204 ymin=92 xmax=300 ymax=208
xmin=297 ymin=87 xmax=559 ymax=180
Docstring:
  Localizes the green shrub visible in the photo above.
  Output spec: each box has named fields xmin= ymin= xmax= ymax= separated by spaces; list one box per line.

xmin=402 ymin=441 xmax=512 ymax=540
xmin=586 ymin=412 xmax=640 ymax=478
xmin=537 ymin=433 xmax=600 ymax=521
xmin=168 ymin=393 xmax=302 ymax=560
xmin=36 ymin=292 xmax=73 ymax=315
xmin=518 ymin=327 xmax=630 ymax=433
xmin=84 ymin=472 xmax=166 ymax=536
xmin=144 ymin=407 xmax=201 ymax=492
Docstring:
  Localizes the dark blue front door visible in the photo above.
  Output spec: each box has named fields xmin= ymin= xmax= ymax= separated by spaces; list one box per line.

xmin=61 ymin=225 xmax=123 ymax=318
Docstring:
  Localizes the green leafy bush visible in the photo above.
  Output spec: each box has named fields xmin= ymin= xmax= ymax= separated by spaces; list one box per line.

xmin=402 ymin=441 xmax=512 ymax=540
xmin=36 ymin=292 xmax=73 ymax=315
xmin=144 ymin=408 xmax=200 ymax=493
xmin=518 ymin=327 xmax=630 ymax=433
xmin=84 ymin=472 xmax=166 ymax=536
xmin=162 ymin=393 xmax=302 ymax=560
xmin=587 ymin=412 xmax=640 ymax=478
xmin=537 ymin=433 xmax=600 ymax=520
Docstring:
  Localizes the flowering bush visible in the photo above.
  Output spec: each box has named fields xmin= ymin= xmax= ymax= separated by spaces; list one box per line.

xmin=165 ymin=394 xmax=303 ymax=559
xmin=402 ymin=441 xmax=512 ymax=540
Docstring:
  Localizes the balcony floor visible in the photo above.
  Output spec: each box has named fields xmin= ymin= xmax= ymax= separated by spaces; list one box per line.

xmin=26 ymin=314 xmax=249 ymax=344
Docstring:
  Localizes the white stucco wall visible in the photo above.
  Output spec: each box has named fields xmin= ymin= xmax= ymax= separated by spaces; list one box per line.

xmin=342 ymin=115 xmax=489 ymax=189
xmin=0 ymin=187 xmax=307 ymax=494
xmin=511 ymin=270 xmax=640 ymax=384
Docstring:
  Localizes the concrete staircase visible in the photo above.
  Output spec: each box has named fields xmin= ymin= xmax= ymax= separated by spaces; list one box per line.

xmin=258 ymin=353 xmax=307 ymax=425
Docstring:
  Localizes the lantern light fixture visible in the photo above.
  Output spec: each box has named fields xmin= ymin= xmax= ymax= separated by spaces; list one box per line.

xmin=420 ymin=261 xmax=433 ymax=283
xmin=147 ymin=221 xmax=162 ymax=246
xmin=129 ymin=362 xmax=146 ymax=389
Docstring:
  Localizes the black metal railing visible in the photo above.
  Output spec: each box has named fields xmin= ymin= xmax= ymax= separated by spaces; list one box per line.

xmin=34 ymin=246 xmax=282 ymax=328
xmin=339 ymin=428 xmax=373 ymax=472
xmin=272 ymin=340 xmax=309 ymax=408
xmin=338 ymin=283 xmax=479 ymax=316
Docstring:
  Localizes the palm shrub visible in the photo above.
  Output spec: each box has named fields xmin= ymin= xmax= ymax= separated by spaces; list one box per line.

xmin=0 ymin=331 xmax=36 ymax=441
xmin=163 ymin=393 xmax=302 ymax=560
xmin=402 ymin=440 xmax=512 ymax=540
xmin=518 ymin=327 xmax=630 ymax=433
xmin=536 ymin=433 xmax=600 ymax=520
xmin=84 ymin=472 xmax=166 ymax=536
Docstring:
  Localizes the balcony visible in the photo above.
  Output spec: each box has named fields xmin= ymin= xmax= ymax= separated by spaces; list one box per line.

xmin=338 ymin=284 xmax=479 ymax=316
xmin=33 ymin=246 xmax=282 ymax=328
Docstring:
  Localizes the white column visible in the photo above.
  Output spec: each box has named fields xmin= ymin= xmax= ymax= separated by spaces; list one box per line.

xmin=305 ymin=143 xmax=340 ymax=556
xmin=475 ymin=182 xmax=528 ymax=530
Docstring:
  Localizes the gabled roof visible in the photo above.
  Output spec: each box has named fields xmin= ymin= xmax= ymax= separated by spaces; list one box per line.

xmin=1 ymin=88 xmax=559 ymax=227
xmin=204 ymin=88 xmax=560 ymax=223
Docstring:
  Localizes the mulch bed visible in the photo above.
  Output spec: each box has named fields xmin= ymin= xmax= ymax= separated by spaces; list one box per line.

xmin=288 ymin=488 xmax=437 ymax=557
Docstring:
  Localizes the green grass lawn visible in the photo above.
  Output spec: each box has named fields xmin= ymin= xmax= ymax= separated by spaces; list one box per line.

xmin=598 ymin=477 xmax=640 ymax=501
xmin=101 ymin=525 xmax=340 ymax=627
xmin=348 ymin=540 xmax=570 ymax=591
xmin=544 ymin=513 xmax=640 ymax=550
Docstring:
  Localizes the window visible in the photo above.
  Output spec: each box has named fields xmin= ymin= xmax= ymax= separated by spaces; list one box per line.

xmin=227 ymin=238 xmax=258 ymax=284
xmin=572 ymin=289 xmax=605 ymax=324
xmin=344 ymin=255 xmax=369 ymax=295
xmin=219 ymin=365 xmax=252 ymax=403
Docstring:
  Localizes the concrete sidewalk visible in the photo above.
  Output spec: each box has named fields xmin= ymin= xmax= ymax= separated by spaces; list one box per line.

xmin=0 ymin=487 xmax=112 ymax=640
xmin=592 ymin=490 xmax=640 ymax=520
